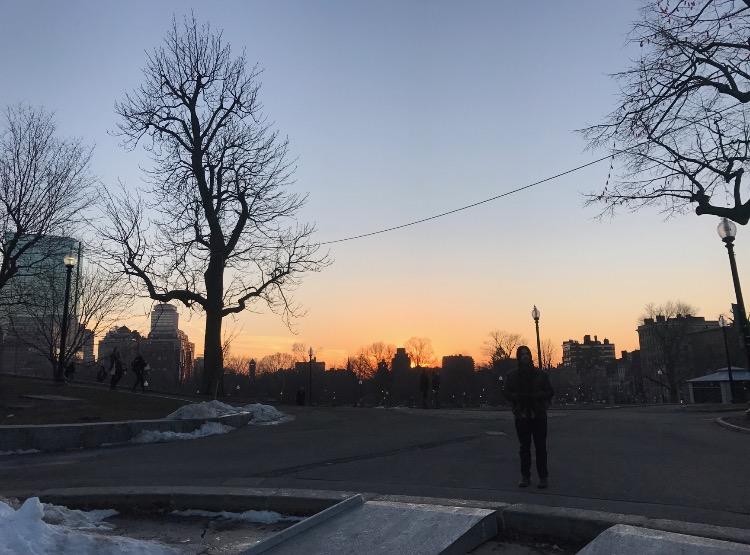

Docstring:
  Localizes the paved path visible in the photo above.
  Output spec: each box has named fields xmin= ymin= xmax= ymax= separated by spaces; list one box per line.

xmin=1 ymin=405 xmax=748 ymax=530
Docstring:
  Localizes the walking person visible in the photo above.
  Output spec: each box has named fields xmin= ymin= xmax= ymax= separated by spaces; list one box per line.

xmin=131 ymin=354 xmax=147 ymax=392
xmin=503 ymin=345 xmax=554 ymax=489
xmin=109 ymin=349 xmax=125 ymax=390
xmin=432 ymin=371 xmax=441 ymax=408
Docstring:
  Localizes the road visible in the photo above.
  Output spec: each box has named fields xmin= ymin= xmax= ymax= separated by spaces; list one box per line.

xmin=1 ymin=405 xmax=749 ymax=529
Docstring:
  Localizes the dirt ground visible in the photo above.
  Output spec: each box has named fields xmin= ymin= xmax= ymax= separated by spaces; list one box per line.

xmin=0 ymin=375 xmax=190 ymax=425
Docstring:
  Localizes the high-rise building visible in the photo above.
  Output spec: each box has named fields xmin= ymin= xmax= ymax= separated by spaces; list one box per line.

xmin=150 ymin=303 xmax=179 ymax=337
xmin=562 ymin=335 xmax=616 ymax=402
xmin=0 ymin=235 xmax=84 ymax=376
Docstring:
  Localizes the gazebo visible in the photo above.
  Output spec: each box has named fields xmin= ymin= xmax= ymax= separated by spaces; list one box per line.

xmin=687 ymin=369 xmax=750 ymax=404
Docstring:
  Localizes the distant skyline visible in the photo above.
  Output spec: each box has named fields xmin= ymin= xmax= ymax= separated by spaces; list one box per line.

xmin=1 ymin=1 xmax=746 ymax=364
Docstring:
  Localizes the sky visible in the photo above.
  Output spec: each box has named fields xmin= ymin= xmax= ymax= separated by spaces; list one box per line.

xmin=0 ymin=1 xmax=745 ymax=366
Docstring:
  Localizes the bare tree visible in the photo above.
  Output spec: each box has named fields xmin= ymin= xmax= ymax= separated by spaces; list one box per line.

xmin=0 ymin=104 xmax=92 ymax=302
xmin=541 ymin=338 xmax=558 ymax=370
xmin=351 ymin=342 xmax=396 ymax=379
xmin=483 ymin=330 xmax=526 ymax=368
xmin=257 ymin=352 xmax=296 ymax=374
xmin=291 ymin=342 xmax=308 ymax=363
xmin=404 ymin=336 xmax=436 ymax=368
xmin=583 ymin=0 xmax=750 ymax=223
xmin=640 ymin=300 xmax=698 ymax=402
xmin=102 ymin=17 xmax=327 ymax=397
xmin=2 ymin=262 xmax=126 ymax=377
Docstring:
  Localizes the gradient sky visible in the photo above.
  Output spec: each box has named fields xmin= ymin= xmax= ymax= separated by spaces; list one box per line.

xmin=1 ymin=1 xmax=744 ymax=366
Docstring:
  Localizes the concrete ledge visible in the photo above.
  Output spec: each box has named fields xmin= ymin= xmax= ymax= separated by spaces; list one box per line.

xmin=25 ymin=486 xmax=355 ymax=516
xmin=497 ymin=503 xmax=750 ymax=546
xmin=7 ymin=486 xmax=750 ymax=548
xmin=0 ymin=412 xmax=254 ymax=453
xmin=717 ymin=416 xmax=750 ymax=434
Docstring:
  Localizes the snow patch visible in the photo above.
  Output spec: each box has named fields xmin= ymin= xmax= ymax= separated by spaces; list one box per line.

xmin=131 ymin=421 xmax=233 ymax=444
xmin=42 ymin=503 xmax=118 ymax=530
xmin=0 ymin=497 xmax=177 ymax=555
xmin=166 ymin=401 xmax=288 ymax=424
xmin=171 ymin=508 xmax=303 ymax=524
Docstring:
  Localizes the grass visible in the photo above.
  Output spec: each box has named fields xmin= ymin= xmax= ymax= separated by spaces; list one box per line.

xmin=0 ymin=374 xmax=190 ymax=425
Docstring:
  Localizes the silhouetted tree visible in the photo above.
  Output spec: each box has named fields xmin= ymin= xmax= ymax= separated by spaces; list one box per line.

xmin=541 ymin=338 xmax=558 ymax=370
xmin=584 ymin=0 xmax=750 ymax=223
xmin=0 ymin=104 xmax=93 ymax=303
xmin=483 ymin=330 xmax=525 ymax=368
xmin=103 ymin=17 xmax=327 ymax=397
xmin=404 ymin=336 xmax=436 ymax=368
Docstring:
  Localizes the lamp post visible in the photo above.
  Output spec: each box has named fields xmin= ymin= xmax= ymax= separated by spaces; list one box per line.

xmin=718 ymin=314 xmax=737 ymax=404
xmin=56 ymin=252 xmax=77 ymax=383
xmin=717 ymin=218 xmax=750 ymax=371
xmin=531 ymin=305 xmax=542 ymax=369
xmin=308 ymin=347 xmax=314 ymax=406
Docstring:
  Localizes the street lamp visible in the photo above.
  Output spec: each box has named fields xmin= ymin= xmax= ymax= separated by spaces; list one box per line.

xmin=308 ymin=346 xmax=314 ymax=406
xmin=717 ymin=218 xmax=750 ymax=371
xmin=718 ymin=314 xmax=737 ymax=404
xmin=56 ymin=252 xmax=78 ymax=382
xmin=531 ymin=305 xmax=542 ymax=369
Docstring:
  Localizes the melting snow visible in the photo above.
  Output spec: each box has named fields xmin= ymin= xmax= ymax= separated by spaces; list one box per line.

xmin=131 ymin=421 xmax=234 ymax=444
xmin=0 ymin=497 xmax=177 ymax=555
xmin=171 ymin=508 xmax=303 ymax=524
xmin=166 ymin=401 xmax=289 ymax=424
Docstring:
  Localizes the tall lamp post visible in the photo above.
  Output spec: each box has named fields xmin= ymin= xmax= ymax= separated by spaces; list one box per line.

xmin=718 ymin=314 xmax=737 ymax=404
xmin=308 ymin=347 xmax=314 ymax=406
xmin=56 ymin=252 xmax=78 ymax=383
xmin=531 ymin=305 xmax=542 ymax=369
xmin=717 ymin=218 xmax=750 ymax=371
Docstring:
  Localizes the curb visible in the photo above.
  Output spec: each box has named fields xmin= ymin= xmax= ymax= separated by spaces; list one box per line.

xmin=8 ymin=486 xmax=750 ymax=548
xmin=0 ymin=411 xmax=255 ymax=453
xmin=716 ymin=417 xmax=750 ymax=434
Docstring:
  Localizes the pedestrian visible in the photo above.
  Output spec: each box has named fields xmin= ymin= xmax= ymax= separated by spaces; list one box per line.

xmin=131 ymin=354 xmax=147 ymax=392
xmin=431 ymin=371 xmax=441 ymax=408
xmin=109 ymin=349 xmax=125 ymax=390
xmin=64 ymin=360 xmax=76 ymax=382
xmin=419 ymin=369 xmax=430 ymax=409
xmin=96 ymin=364 xmax=107 ymax=383
xmin=503 ymin=345 xmax=554 ymax=489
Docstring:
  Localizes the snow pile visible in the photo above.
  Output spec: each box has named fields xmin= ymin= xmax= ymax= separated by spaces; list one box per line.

xmin=166 ymin=401 xmax=289 ymax=425
xmin=166 ymin=400 xmax=239 ymax=420
xmin=42 ymin=503 xmax=117 ymax=530
xmin=172 ymin=508 xmax=303 ymax=524
xmin=0 ymin=497 xmax=177 ymax=555
xmin=132 ymin=421 xmax=234 ymax=444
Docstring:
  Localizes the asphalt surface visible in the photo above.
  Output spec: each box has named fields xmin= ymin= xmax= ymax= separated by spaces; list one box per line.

xmin=1 ymin=405 xmax=749 ymax=530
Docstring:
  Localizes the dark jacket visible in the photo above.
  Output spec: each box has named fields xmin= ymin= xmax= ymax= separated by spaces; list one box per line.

xmin=503 ymin=367 xmax=554 ymax=418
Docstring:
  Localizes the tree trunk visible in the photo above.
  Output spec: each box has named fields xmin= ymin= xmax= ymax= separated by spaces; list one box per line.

xmin=202 ymin=255 xmax=224 ymax=399
xmin=203 ymin=307 xmax=223 ymax=399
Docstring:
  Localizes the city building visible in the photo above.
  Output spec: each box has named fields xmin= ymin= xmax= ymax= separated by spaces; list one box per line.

xmin=562 ymin=335 xmax=616 ymax=402
xmin=98 ymin=326 xmax=143 ymax=368
xmin=440 ymin=355 xmax=475 ymax=406
xmin=0 ymin=235 xmax=84 ymax=376
xmin=150 ymin=303 xmax=179 ymax=337
xmin=637 ymin=314 xmax=745 ymax=401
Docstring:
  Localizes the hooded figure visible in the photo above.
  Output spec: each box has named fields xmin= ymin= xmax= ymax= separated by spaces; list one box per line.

xmin=503 ymin=345 xmax=554 ymax=489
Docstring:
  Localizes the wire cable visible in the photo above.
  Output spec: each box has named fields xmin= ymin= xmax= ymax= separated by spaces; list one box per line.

xmin=320 ymin=155 xmax=612 ymax=245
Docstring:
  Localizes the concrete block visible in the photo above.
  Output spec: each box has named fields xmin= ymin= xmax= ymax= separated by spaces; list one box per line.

xmin=251 ymin=499 xmax=497 ymax=555
xmin=577 ymin=524 xmax=750 ymax=554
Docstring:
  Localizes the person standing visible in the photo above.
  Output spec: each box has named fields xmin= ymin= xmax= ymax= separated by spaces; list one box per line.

xmin=431 ymin=371 xmax=441 ymax=409
xmin=503 ymin=345 xmax=554 ymax=489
